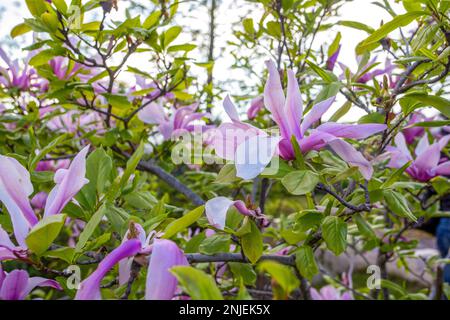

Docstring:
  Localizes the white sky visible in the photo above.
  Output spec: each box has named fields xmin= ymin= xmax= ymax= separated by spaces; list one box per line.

xmin=0 ymin=0 xmax=406 ymax=122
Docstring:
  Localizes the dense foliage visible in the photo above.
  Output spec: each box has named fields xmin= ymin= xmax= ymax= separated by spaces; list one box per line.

xmin=0 ymin=0 xmax=450 ymax=300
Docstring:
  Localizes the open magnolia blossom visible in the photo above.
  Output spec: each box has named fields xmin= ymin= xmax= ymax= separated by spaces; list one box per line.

xmin=0 ymin=146 xmax=89 ymax=257
xmin=0 ymin=48 xmax=36 ymax=91
xmin=387 ymin=133 xmax=450 ymax=182
xmin=213 ymin=60 xmax=386 ymax=180
xmin=310 ymin=285 xmax=353 ymax=300
xmin=76 ymin=222 xmax=187 ymax=300
xmin=0 ymin=266 xmax=61 ymax=300
xmin=205 ymin=196 xmax=267 ymax=230
xmin=138 ymin=102 xmax=211 ymax=141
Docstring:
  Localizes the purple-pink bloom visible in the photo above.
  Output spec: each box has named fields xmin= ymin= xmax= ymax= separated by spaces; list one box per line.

xmin=0 ymin=48 xmax=36 ymax=91
xmin=247 ymin=96 xmax=264 ymax=120
xmin=310 ymin=285 xmax=352 ymax=300
xmin=145 ymin=239 xmax=188 ymax=300
xmin=75 ymin=239 xmax=142 ymax=300
xmin=44 ymin=146 xmax=90 ymax=217
xmin=402 ymin=112 xmax=426 ymax=144
xmin=31 ymin=191 xmax=48 ymax=210
xmin=205 ymin=196 xmax=267 ymax=230
xmin=326 ymin=45 xmax=341 ymax=71
xmin=0 ymin=156 xmax=38 ymax=247
xmin=49 ymin=57 xmax=84 ymax=80
xmin=0 ymin=267 xmax=61 ymax=300
xmin=213 ymin=60 xmax=386 ymax=180
xmin=139 ymin=102 xmax=210 ymax=140
xmin=387 ymin=133 xmax=450 ymax=182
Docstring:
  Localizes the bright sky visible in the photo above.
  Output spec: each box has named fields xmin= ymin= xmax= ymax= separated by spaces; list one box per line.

xmin=0 ymin=0 xmax=406 ymax=122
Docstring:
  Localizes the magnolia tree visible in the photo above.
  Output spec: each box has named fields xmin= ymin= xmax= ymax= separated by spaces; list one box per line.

xmin=0 ymin=0 xmax=450 ymax=301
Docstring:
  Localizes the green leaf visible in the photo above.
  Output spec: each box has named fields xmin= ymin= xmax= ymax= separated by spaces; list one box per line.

xmin=403 ymin=94 xmax=450 ymax=118
xmin=199 ymin=234 xmax=230 ymax=255
xmin=381 ymin=161 xmax=411 ymax=188
xmin=321 ymin=216 xmax=347 ymax=255
xmin=162 ymin=205 xmax=205 ymax=239
xmin=25 ymin=0 xmax=47 ymax=17
xmin=338 ymin=20 xmax=374 ymax=34
xmin=78 ymin=148 xmax=113 ymax=210
xmin=229 ymin=262 xmax=257 ymax=286
xmin=295 ymin=245 xmax=319 ymax=280
xmin=75 ymin=205 xmax=106 ymax=253
xmin=258 ymin=261 xmax=299 ymax=294
xmin=329 ymin=101 xmax=352 ymax=122
xmin=107 ymin=143 xmax=144 ymax=201
xmin=25 ymin=214 xmax=66 ymax=256
xmin=266 ymin=21 xmax=281 ymax=38
xmin=167 ymin=44 xmax=196 ymax=52
xmin=29 ymin=48 xmax=65 ymax=67
xmin=11 ymin=23 xmax=32 ymax=38
xmin=214 ymin=163 xmax=237 ymax=184
xmin=281 ymin=170 xmax=319 ymax=195
xmin=354 ymin=213 xmax=377 ymax=239
xmin=143 ymin=11 xmax=161 ymax=29
xmin=162 ymin=26 xmax=182 ymax=49
xmin=243 ymin=18 xmax=255 ymax=35
xmin=240 ymin=220 xmax=263 ymax=264
xmin=294 ymin=211 xmax=323 ymax=232
xmin=306 ymin=60 xmax=336 ymax=83
xmin=356 ymin=12 xmax=427 ymax=54
xmin=171 ymin=266 xmax=223 ymax=300
xmin=29 ymin=134 xmax=68 ymax=171
xmin=383 ymin=190 xmax=417 ymax=221
xmin=411 ymin=120 xmax=450 ymax=127
xmin=43 ymin=247 xmax=75 ymax=263
xmin=103 ymin=94 xmax=132 ymax=110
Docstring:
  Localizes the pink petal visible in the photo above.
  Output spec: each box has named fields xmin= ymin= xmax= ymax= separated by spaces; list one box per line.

xmin=300 ymin=96 xmax=335 ymax=135
xmin=145 ymin=239 xmax=188 ymax=300
xmin=75 ymin=239 xmax=141 ymax=300
xmin=205 ymin=197 xmax=235 ymax=230
xmin=223 ymin=95 xmax=240 ymax=122
xmin=285 ymin=69 xmax=303 ymax=140
xmin=235 ymin=134 xmax=281 ymax=179
xmin=247 ymin=96 xmax=264 ymax=120
xmin=138 ymin=102 xmax=167 ymax=125
xmin=317 ymin=123 xmax=386 ymax=139
xmin=0 ymin=156 xmax=38 ymax=247
xmin=44 ymin=146 xmax=89 ymax=217
xmin=264 ymin=60 xmax=290 ymax=138
xmin=0 ymin=270 xmax=29 ymax=300
xmin=328 ymin=139 xmax=373 ymax=180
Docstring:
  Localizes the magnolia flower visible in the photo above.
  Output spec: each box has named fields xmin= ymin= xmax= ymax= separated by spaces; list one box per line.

xmin=310 ymin=285 xmax=352 ymax=300
xmin=0 ymin=48 xmax=36 ymax=91
xmin=387 ymin=133 xmax=450 ymax=181
xmin=213 ymin=60 xmax=386 ymax=180
xmin=76 ymin=223 xmax=188 ymax=300
xmin=0 ymin=147 xmax=89 ymax=256
xmin=403 ymin=112 xmax=426 ymax=144
xmin=326 ymin=45 xmax=341 ymax=71
xmin=138 ymin=102 xmax=210 ymax=140
xmin=75 ymin=239 xmax=142 ymax=300
xmin=30 ymin=192 xmax=48 ymax=210
xmin=247 ymin=96 xmax=264 ymax=120
xmin=0 ymin=266 xmax=61 ymax=300
xmin=44 ymin=146 xmax=90 ymax=217
xmin=49 ymin=57 xmax=84 ymax=81
xmin=205 ymin=196 xmax=267 ymax=230
xmin=0 ymin=156 xmax=38 ymax=247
